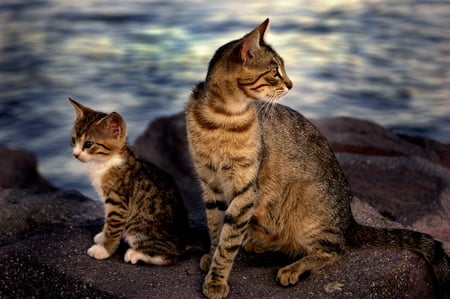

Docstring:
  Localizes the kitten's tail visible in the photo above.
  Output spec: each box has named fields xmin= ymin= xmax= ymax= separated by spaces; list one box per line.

xmin=347 ymin=222 xmax=450 ymax=298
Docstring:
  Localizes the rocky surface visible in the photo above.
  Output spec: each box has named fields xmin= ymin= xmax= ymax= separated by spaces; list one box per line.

xmin=0 ymin=147 xmax=56 ymax=192
xmin=1 ymin=113 xmax=449 ymax=298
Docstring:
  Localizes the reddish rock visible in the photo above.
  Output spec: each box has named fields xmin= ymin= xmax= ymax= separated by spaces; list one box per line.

xmin=312 ymin=117 xmax=450 ymax=250
xmin=312 ymin=116 xmax=445 ymax=163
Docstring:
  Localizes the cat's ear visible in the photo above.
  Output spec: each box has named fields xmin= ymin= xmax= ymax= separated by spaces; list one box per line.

xmin=238 ymin=18 xmax=270 ymax=62
xmin=96 ymin=112 xmax=127 ymax=139
xmin=255 ymin=18 xmax=270 ymax=40
xmin=68 ymin=98 xmax=93 ymax=119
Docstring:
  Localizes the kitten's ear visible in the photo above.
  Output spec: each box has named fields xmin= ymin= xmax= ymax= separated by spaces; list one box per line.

xmin=68 ymin=98 xmax=93 ymax=119
xmin=96 ymin=112 xmax=127 ymax=139
xmin=238 ymin=18 xmax=270 ymax=62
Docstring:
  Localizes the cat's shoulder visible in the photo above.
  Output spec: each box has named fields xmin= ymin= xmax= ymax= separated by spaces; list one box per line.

xmin=254 ymin=101 xmax=308 ymax=123
xmin=191 ymin=81 xmax=205 ymax=100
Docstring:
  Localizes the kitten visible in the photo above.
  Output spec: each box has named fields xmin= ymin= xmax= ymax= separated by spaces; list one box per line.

xmin=69 ymin=98 xmax=191 ymax=266
xmin=186 ymin=19 xmax=449 ymax=298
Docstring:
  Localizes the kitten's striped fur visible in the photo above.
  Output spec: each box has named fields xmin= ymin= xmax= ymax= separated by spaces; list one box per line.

xmin=69 ymin=99 xmax=191 ymax=266
xmin=186 ymin=19 xmax=449 ymax=298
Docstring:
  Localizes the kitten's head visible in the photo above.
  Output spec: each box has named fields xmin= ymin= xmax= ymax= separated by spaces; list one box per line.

xmin=206 ymin=18 xmax=292 ymax=102
xmin=69 ymin=98 xmax=127 ymax=163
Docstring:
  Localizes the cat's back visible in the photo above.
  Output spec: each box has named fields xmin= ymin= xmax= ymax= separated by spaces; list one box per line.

xmin=255 ymin=101 xmax=349 ymax=192
xmin=255 ymin=101 xmax=328 ymax=158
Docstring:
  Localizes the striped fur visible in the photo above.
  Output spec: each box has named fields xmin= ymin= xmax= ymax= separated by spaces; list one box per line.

xmin=186 ymin=19 xmax=449 ymax=299
xmin=69 ymin=99 xmax=191 ymax=266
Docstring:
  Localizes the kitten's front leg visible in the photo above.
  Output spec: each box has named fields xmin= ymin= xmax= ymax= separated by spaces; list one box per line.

xmin=93 ymin=231 xmax=104 ymax=244
xmin=87 ymin=195 xmax=127 ymax=260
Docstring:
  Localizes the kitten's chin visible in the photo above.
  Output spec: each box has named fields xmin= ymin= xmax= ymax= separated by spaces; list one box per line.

xmin=76 ymin=154 xmax=97 ymax=163
xmin=75 ymin=156 xmax=89 ymax=163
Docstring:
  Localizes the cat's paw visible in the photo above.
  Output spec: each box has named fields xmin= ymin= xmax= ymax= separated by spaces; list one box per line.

xmin=242 ymin=239 xmax=266 ymax=253
xmin=203 ymin=279 xmax=229 ymax=299
xmin=276 ymin=263 xmax=302 ymax=286
xmin=87 ymin=244 xmax=111 ymax=260
xmin=124 ymin=248 xmax=145 ymax=264
xmin=200 ymin=253 xmax=212 ymax=272
xmin=93 ymin=232 xmax=105 ymax=244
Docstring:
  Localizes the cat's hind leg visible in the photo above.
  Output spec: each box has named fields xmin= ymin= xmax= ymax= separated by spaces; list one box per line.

xmin=277 ymin=250 xmax=341 ymax=286
xmin=242 ymin=238 xmax=266 ymax=253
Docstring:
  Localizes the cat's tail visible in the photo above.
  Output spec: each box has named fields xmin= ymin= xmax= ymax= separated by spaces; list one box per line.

xmin=347 ymin=222 xmax=450 ymax=298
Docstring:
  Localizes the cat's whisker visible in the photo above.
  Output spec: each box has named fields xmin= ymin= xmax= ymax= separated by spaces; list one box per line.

xmin=258 ymin=99 xmax=275 ymax=125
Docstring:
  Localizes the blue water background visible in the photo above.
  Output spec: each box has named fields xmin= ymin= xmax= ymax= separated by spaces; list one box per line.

xmin=1 ymin=0 xmax=449 ymax=199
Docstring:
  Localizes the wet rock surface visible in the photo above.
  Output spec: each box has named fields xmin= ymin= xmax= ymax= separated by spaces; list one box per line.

xmin=1 ymin=113 xmax=448 ymax=298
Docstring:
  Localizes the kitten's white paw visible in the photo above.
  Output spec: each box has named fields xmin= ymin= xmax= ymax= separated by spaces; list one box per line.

xmin=124 ymin=249 xmax=170 ymax=265
xmin=94 ymin=232 xmax=105 ymax=244
xmin=124 ymin=248 xmax=146 ymax=264
xmin=87 ymin=244 xmax=110 ymax=260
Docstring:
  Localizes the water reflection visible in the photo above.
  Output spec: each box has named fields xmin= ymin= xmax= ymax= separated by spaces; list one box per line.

xmin=0 ymin=0 xmax=449 ymax=198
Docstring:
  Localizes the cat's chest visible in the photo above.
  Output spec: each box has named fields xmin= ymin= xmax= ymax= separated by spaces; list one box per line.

xmin=88 ymin=155 xmax=124 ymax=200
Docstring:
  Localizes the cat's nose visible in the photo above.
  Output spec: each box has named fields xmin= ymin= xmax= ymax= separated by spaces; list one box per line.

xmin=285 ymin=78 xmax=293 ymax=90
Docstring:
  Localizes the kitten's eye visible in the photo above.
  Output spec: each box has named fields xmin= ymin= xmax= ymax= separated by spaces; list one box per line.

xmin=70 ymin=137 xmax=75 ymax=146
xmin=83 ymin=141 xmax=94 ymax=149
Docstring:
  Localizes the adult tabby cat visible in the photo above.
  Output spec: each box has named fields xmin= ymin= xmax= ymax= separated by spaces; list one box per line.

xmin=185 ymin=19 xmax=449 ymax=298
xmin=69 ymin=98 xmax=192 ymax=266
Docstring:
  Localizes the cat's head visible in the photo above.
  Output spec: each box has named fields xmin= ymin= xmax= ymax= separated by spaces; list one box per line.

xmin=69 ymin=98 xmax=127 ymax=163
xmin=206 ymin=18 xmax=292 ymax=103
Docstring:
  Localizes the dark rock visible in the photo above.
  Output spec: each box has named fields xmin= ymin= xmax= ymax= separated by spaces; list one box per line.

xmin=337 ymin=153 xmax=450 ymax=250
xmin=398 ymin=134 xmax=450 ymax=168
xmin=311 ymin=117 xmax=450 ymax=250
xmin=0 ymin=188 xmax=103 ymax=246
xmin=134 ymin=112 xmax=201 ymax=213
xmin=312 ymin=117 xmax=445 ymax=163
xmin=0 ymin=200 xmax=436 ymax=298
xmin=133 ymin=113 xmax=450 ymax=248
xmin=0 ymin=114 xmax=448 ymax=298
xmin=0 ymin=146 xmax=56 ymax=191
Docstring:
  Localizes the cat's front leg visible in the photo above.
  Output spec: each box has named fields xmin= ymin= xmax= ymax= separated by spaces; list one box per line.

xmin=203 ymin=185 xmax=256 ymax=299
xmin=87 ymin=195 xmax=127 ymax=260
xmin=199 ymin=181 xmax=227 ymax=272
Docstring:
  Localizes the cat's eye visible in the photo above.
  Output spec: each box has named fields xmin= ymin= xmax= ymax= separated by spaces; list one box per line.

xmin=272 ymin=67 xmax=281 ymax=78
xmin=83 ymin=141 xmax=94 ymax=149
xmin=70 ymin=137 xmax=75 ymax=146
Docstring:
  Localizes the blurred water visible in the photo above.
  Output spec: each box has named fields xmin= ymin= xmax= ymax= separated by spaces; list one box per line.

xmin=1 ymin=0 xmax=449 ymax=199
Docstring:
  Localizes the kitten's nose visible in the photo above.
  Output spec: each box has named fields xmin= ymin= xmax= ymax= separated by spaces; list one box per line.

xmin=73 ymin=149 xmax=81 ymax=159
